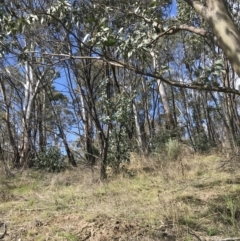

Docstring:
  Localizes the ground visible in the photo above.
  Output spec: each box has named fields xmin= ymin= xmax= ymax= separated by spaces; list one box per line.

xmin=1 ymin=152 xmax=240 ymax=240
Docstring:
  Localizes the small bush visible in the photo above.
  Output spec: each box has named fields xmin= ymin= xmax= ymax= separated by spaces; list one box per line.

xmin=33 ymin=147 xmax=66 ymax=172
xmin=165 ymin=139 xmax=180 ymax=160
xmin=194 ymin=131 xmax=210 ymax=152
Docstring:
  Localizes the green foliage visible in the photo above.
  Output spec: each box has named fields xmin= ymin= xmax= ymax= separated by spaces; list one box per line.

xmin=209 ymin=194 xmax=240 ymax=234
xmin=59 ymin=232 xmax=79 ymax=241
xmin=207 ymin=228 xmax=219 ymax=236
xmin=177 ymin=0 xmax=205 ymax=26
xmin=178 ymin=215 xmax=198 ymax=229
xmin=108 ymin=94 xmax=132 ymax=172
xmin=33 ymin=147 xmax=66 ymax=172
xmin=194 ymin=131 xmax=211 ymax=153
xmin=165 ymin=138 xmax=180 ymax=160
xmin=193 ymin=58 xmax=224 ymax=86
xmin=108 ymin=126 xmax=130 ymax=173
xmin=150 ymin=128 xmax=180 ymax=154
xmin=223 ymin=196 xmax=240 ymax=227
xmin=98 ymin=86 xmax=132 ymax=172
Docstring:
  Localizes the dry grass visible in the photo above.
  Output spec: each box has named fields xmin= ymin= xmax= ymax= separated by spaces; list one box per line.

xmin=1 ymin=151 xmax=240 ymax=240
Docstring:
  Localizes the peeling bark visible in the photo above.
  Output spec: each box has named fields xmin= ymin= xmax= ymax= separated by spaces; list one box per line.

xmin=183 ymin=0 xmax=240 ymax=77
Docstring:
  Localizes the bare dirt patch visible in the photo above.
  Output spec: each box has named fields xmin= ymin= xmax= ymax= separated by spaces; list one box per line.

xmin=4 ymin=213 xmax=176 ymax=241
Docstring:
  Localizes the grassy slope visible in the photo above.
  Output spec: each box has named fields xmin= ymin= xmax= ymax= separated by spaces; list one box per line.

xmin=1 ymin=153 xmax=240 ymax=241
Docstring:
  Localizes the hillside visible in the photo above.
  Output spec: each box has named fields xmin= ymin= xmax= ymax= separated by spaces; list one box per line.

xmin=1 ymin=153 xmax=240 ymax=241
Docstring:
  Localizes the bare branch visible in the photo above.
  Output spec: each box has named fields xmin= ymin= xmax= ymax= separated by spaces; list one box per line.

xmin=150 ymin=24 xmax=216 ymax=45
xmin=28 ymin=51 xmax=240 ymax=96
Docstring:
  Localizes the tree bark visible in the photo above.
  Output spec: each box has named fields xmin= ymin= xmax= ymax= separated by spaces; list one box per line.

xmin=151 ymin=50 xmax=175 ymax=130
xmin=132 ymin=101 xmax=144 ymax=152
xmin=38 ymin=90 xmax=47 ymax=152
xmin=157 ymin=80 xmax=175 ymax=129
xmin=183 ymin=0 xmax=240 ymax=77
xmin=0 ymin=81 xmax=20 ymax=166
xmin=20 ymin=61 xmax=37 ymax=165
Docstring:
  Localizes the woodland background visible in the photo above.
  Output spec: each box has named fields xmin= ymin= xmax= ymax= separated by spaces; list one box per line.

xmin=1 ymin=0 xmax=240 ymax=179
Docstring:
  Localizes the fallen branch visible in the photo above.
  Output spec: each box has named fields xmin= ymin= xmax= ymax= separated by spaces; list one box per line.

xmin=0 ymin=222 xmax=7 ymax=239
xmin=218 ymin=238 xmax=240 ymax=241
xmin=188 ymin=228 xmax=202 ymax=241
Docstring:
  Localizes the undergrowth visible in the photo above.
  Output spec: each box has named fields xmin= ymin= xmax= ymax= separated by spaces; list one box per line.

xmin=1 ymin=150 xmax=240 ymax=240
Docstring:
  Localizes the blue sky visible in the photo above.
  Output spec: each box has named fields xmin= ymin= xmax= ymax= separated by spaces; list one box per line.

xmin=53 ymin=0 xmax=179 ymax=149
xmin=171 ymin=0 xmax=177 ymax=16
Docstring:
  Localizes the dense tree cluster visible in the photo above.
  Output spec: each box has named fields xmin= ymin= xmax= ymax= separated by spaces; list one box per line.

xmin=1 ymin=0 xmax=240 ymax=179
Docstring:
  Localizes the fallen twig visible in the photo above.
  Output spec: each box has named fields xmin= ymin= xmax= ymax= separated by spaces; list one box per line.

xmin=0 ymin=222 xmax=7 ymax=239
xmin=188 ymin=228 xmax=202 ymax=241
xmin=217 ymin=238 xmax=240 ymax=241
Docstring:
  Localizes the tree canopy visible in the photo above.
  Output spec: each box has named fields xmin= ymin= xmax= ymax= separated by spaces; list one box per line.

xmin=1 ymin=0 xmax=240 ymax=179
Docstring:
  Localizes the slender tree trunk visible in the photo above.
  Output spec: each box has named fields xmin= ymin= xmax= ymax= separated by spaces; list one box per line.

xmin=0 ymin=82 xmax=20 ymax=166
xmin=202 ymin=92 xmax=216 ymax=145
xmin=222 ymin=59 xmax=238 ymax=151
xmin=180 ymin=88 xmax=195 ymax=147
xmin=46 ymin=85 xmax=77 ymax=167
xmin=171 ymin=86 xmax=177 ymax=128
xmin=100 ymin=132 xmax=108 ymax=180
xmin=141 ymin=79 xmax=151 ymax=133
xmin=78 ymin=86 xmax=97 ymax=165
xmin=132 ymin=101 xmax=144 ymax=152
xmin=20 ymin=61 xmax=36 ymax=165
xmin=151 ymin=50 xmax=175 ymax=130
xmin=38 ymin=89 xmax=47 ymax=152
xmin=157 ymin=80 xmax=175 ymax=129
xmin=99 ymin=65 xmax=111 ymax=179
xmin=224 ymin=95 xmax=238 ymax=152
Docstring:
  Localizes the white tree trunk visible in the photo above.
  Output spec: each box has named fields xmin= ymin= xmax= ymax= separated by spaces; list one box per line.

xmin=151 ymin=50 xmax=175 ymax=129
xmin=132 ymin=101 xmax=143 ymax=151
xmin=184 ymin=0 xmax=240 ymax=77
xmin=20 ymin=60 xmax=41 ymax=164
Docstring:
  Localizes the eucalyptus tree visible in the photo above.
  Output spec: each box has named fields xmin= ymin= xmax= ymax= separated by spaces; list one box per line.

xmin=42 ymin=0 xmax=168 ymax=178
xmin=181 ymin=0 xmax=240 ymax=77
xmin=2 ymin=0 xmax=240 ymax=177
xmin=0 ymin=0 xmax=76 ymax=167
xmin=0 ymin=66 xmax=22 ymax=166
xmin=176 ymin=0 xmax=240 ymax=150
xmin=2 ymin=0 xmax=240 ymax=94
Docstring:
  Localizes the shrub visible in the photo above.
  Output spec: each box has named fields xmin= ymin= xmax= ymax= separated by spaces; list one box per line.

xmin=194 ymin=131 xmax=210 ymax=153
xmin=33 ymin=146 xmax=66 ymax=172
xmin=165 ymin=139 xmax=180 ymax=161
xmin=150 ymin=127 xmax=182 ymax=154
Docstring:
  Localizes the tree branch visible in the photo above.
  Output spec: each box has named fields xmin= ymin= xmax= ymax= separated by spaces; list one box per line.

xmin=27 ymin=52 xmax=240 ymax=96
xmin=150 ymin=24 xmax=215 ymax=45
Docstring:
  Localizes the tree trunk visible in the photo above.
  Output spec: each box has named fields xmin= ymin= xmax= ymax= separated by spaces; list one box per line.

xmin=151 ymin=50 xmax=175 ymax=130
xmin=0 ymin=82 xmax=20 ymax=166
xmin=79 ymin=87 xmax=97 ymax=166
xmin=157 ymin=80 xmax=175 ymax=129
xmin=38 ymin=89 xmax=47 ymax=152
xmin=46 ymin=85 xmax=77 ymax=167
xmin=20 ymin=61 xmax=36 ymax=165
xmin=100 ymin=133 xmax=108 ymax=181
xmin=132 ymin=101 xmax=144 ymax=152
xmin=184 ymin=0 xmax=240 ymax=77
xmin=202 ymin=92 xmax=216 ymax=145
xmin=180 ymin=88 xmax=195 ymax=147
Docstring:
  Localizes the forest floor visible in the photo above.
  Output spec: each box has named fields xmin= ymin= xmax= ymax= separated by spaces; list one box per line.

xmin=1 ymin=152 xmax=240 ymax=241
